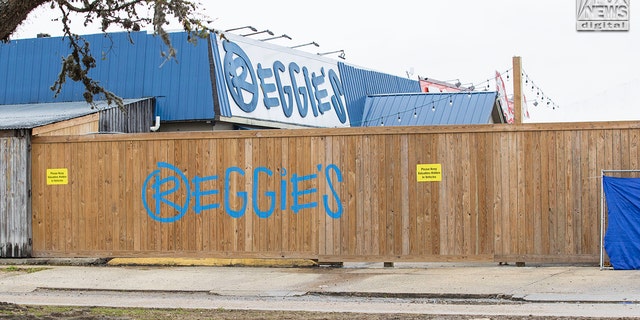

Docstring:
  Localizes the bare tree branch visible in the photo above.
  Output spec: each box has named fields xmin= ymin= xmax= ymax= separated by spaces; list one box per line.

xmin=0 ymin=0 xmax=49 ymax=42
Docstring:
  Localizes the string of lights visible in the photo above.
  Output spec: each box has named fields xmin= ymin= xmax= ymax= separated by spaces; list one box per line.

xmin=368 ymin=67 xmax=559 ymax=126
xmin=369 ymin=69 xmax=512 ymax=126
xmin=515 ymin=69 xmax=560 ymax=110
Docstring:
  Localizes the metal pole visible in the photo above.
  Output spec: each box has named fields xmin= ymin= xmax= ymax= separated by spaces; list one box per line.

xmin=600 ymin=170 xmax=605 ymax=270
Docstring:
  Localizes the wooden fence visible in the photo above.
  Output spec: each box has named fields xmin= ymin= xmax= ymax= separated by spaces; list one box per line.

xmin=0 ymin=130 xmax=31 ymax=257
xmin=30 ymin=122 xmax=640 ymax=263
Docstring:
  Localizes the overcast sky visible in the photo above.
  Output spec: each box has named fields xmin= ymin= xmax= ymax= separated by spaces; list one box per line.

xmin=13 ymin=0 xmax=639 ymax=123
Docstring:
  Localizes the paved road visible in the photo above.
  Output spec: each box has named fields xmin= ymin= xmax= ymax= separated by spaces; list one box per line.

xmin=1 ymin=260 xmax=639 ymax=317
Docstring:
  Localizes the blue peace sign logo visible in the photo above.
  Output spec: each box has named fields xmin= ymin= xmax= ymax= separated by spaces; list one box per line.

xmin=142 ymin=162 xmax=191 ymax=223
xmin=222 ymin=41 xmax=259 ymax=113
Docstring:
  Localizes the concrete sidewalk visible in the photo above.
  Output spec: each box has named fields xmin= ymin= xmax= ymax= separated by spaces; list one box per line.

xmin=0 ymin=259 xmax=639 ymax=303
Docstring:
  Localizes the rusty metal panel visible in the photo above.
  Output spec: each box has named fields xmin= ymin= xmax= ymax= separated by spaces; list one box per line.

xmin=0 ymin=130 xmax=31 ymax=257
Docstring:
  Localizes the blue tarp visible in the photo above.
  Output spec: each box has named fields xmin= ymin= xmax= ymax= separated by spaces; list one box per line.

xmin=603 ymin=176 xmax=640 ymax=270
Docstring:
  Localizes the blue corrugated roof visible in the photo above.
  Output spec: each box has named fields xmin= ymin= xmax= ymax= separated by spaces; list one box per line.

xmin=0 ymin=98 xmax=147 ymax=130
xmin=360 ymin=91 xmax=498 ymax=126
xmin=338 ymin=63 xmax=421 ymax=127
xmin=0 ymin=32 xmax=214 ymax=121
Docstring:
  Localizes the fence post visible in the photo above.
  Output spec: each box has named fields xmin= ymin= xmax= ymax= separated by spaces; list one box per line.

xmin=512 ymin=56 xmax=523 ymax=125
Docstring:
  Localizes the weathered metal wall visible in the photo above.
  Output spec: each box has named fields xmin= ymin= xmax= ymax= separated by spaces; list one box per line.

xmin=29 ymin=122 xmax=640 ymax=263
xmin=0 ymin=130 xmax=31 ymax=257
xmin=99 ymin=98 xmax=155 ymax=133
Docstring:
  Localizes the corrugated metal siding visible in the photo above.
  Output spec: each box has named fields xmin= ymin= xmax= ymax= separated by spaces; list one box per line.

xmin=99 ymin=98 xmax=155 ymax=133
xmin=360 ymin=92 xmax=498 ymax=126
xmin=209 ymin=32 xmax=232 ymax=117
xmin=0 ymin=33 xmax=148 ymax=104
xmin=0 ymin=32 xmax=214 ymax=122
xmin=142 ymin=32 xmax=215 ymax=121
xmin=0 ymin=131 xmax=31 ymax=257
xmin=0 ymin=99 xmax=151 ymax=130
xmin=338 ymin=63 xmax=421 ymax=127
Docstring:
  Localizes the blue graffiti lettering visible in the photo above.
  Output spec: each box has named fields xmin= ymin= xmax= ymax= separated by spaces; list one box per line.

xmin=193 ymin=175 xmax=220 ymax=214
xmin=142 ymin=162 xmax=190 ymax=223
xmin=323 ymin=164 xmax=344 ymax=219
xmin=142 ymin=162 xmax=344 ymax=223
xmin=290 ymin=173 xmax=318 ymax=214
xmin=280 ymin=168 xmax=288 ymax=210
xmin=224 ymin=167 xmax=248 ymax=218
xmin=253 ymin=167 xmax=276 ymax=218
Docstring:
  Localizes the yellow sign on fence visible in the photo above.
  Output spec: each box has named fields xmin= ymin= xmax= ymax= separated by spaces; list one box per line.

xmin=46 ymin=168 xmax=68 ymax=185
xmin=417 ymin=164 xmax=442 ymax=182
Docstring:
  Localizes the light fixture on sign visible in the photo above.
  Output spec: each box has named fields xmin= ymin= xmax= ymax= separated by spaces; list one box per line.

xmin=242 ymin=29 xmax=274 ymax=37
xmin=317 ymin=49 xmax=346 ymax=60
xmin=225 ymin=26 xmax=257 ymax=32
xmin=290 ymin=41 xmax=320 ymax=49
xmin=261 ymin=34 xmax=292 ymax=42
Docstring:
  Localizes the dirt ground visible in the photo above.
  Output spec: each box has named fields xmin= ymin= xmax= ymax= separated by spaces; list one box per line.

xmin=0 ymin=303 xmax=635 ymax=320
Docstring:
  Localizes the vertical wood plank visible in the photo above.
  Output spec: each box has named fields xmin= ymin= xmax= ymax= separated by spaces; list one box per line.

xmin=478 ymin=132 xmax=488 ymax=255
xmin=400 ymin=135 xmax=410 ymax=255
xmin=523 ymin=132 xmax=534 ymax=255
xmin=366 ymin=136 xmax=383 ymax=255
xmin=408 ymin=134 xmax=419 ymax=255
xmin=379 ymin=135 xmax=389 ymax=255
xmin=468 ymin=133 xmax=479 ymax=255
xmin=244 ymin=138 xmax=254 ymax=253
xmin=332 ymin=136 xmax=342 ymax=256
xmin=363 ymin=135 xmax=373 ymax=256
xmin=431 ymin=134 xmax=441 ymax=255
xmin=490 ymin=132 xmax=501 ymax=258
xmin=31 ymin=142 xmax=45 ymax=254
xmin=565 ymin=131 xmax=576 ymax=255
xmin=322 ymin=136 xmax=333 ymax=256
xmin=508 ymin=132 xmax=519 ymax=255
xmin=497 ymin=132 xmax=510 ymax=256
xmin=531 ymin=132 xmax=542 ymax=255
xmin=539 ymin=131 xmax=550 ymax=255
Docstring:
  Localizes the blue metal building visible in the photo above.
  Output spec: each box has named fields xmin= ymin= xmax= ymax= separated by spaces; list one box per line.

xmin=0 ymin=31 xmax=504 ymax=129
xmin=360 ymin=91 xmax=504 ymax=126
xmin=338 ymin=63 xmax=422 ymax=127
xmin=0 ymin=32 xmax=214 ymax=123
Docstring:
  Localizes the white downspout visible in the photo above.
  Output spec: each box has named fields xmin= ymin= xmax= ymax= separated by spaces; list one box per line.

xmin=150 ymin=116 xmax=161 ymax=132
